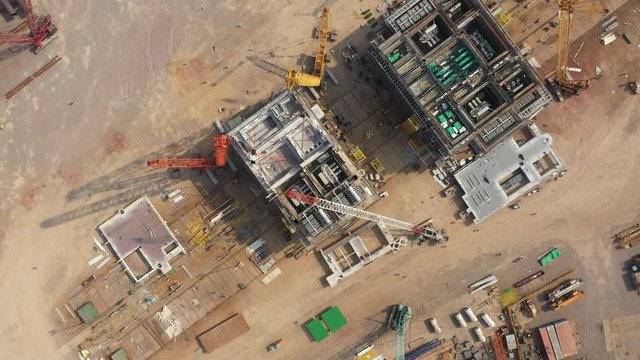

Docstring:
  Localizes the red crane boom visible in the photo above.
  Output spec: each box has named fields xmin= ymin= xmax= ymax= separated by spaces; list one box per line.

xmin=146 ymin=135 xmax=232 ymax=170
xmin=0 ymin=0 xmax=56 ymax=49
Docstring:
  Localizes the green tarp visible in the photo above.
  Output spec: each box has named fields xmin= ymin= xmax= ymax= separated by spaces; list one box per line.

xmin=110 ymin=349 xmax=129 ymax=360
xmin=76 ymin=301 xmax=99 ymax=324
xmin=538 ymin=248 xmax=561 ymax=266
xmin=321 ymin=307 xmax=348 ymax=333
xmin=305 ymin=319 xmax=329 ymax=342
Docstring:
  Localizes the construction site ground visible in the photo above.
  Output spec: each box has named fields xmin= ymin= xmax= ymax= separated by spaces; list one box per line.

xmin=0 ymin=0 xmax=639 ymax=360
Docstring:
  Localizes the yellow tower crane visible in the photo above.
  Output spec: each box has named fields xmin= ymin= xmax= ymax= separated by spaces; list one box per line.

xmin=555 ymin=0 xmax=608 ymax=93
xmin=286 ymin=8 xmax=331 ymax=90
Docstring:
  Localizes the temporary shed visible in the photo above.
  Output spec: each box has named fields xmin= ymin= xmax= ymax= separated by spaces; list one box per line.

xmin=305 ymin=319 xmax=329 ymax=342
xmin=538 ymin=248 xmax=561 ymax=266
xmin=110 ymin=349 xmax=129 ymax=360
xmin=321 ymin=307 xmax=348 ymax=333
xmin=76 ymin=301 xmax=100 ymax=324
xmin=197 ymin=313 xmax=250 ymax=353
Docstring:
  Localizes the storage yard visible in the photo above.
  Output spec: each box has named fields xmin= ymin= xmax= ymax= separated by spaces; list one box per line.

xmin=0 ymin=0 xmax=639 ymax=360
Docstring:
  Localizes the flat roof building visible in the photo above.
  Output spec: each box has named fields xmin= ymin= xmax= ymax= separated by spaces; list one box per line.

xmin=371 ymin=0 xmax=552 ymax=162
xmin=98 ymin=196 xmax=185 ymax=283
xmin=228 ymin=91 xmax=375 ymax=247
xmin=453 ymin=124 xmax=565 ymax=222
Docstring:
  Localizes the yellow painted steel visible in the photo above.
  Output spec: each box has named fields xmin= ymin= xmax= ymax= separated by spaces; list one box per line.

xmin=350 ymin=146 xmax=366 ymax=163
xmin=369 ymin=158 xmax=385 ymax=174
xmin=408 ymin=136 xmax=424 ymax=151
xmin=286 ymin=71 xmax=322 ymax=90
xmin=495 ymin=8 xmax=512 ymax=26
xmin=401 ymin=115 xmax=421 ymax=135
xmin=555 ymin=0 xmax=607 ymax=92
xmin=285 ymin=8 xmax=331 ymax=90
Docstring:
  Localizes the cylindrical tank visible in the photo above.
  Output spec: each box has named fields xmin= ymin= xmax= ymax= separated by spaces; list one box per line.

xmin=428 ymin=318 xmax=441 ymax=333
xmin=473 ymin=327 xmax=486 ymax=343
xmin=453 ymin=312 xmax=467 ymax=328
xmin=480 ymin=313 xmax=496 ymax=328
xmin=463 ymin=307 xmax=478 ymax=322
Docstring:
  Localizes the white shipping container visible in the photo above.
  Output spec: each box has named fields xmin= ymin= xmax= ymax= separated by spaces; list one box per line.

xmin=463 ymin=307 xmax=478 ymax=322
xmin=601 ymin=33 xmax=617 ymax=45
xmin=480 ymin=313 xmax=496 ymax=328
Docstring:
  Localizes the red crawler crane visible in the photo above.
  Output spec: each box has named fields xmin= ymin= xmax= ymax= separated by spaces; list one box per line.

xmin=147 ymin=135 xmax=231 ymax=169
xmin=0 ymin=0 xmax=57 ymax=50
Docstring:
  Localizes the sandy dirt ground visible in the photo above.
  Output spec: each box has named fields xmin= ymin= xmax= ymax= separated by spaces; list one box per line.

xmin=0 ymin=0 xmax=639 ymax=360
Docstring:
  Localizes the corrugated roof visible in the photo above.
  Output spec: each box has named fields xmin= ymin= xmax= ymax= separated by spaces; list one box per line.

xmin=555 ymin=321 xmax=578 ymax=356
xmin=110 ymin=348 xmax=129 ymax=360
xmin=305 ymin=319 xmax=329 ymax=342
xmin=538 ymin=327 xmax=556 ymax=360
xmin=197 ymin=313 xmax=250 ymax=353
xmin=76 ymin=301 xmax=100 ymax=324
xmin=321 ymin=307 xmax=348 ymax=333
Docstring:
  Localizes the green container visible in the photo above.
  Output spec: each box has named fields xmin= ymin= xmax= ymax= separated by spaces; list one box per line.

xmin=461 ymin=61 xmax=475 ymax=71
xmin=445 ymin=109 xmax=454 ymax=119
xmin=321 ymin=307 xmax=348 ymax=333
xmin=305 ymin=319 xmax=329 ymax=342
xmin=458 ymin=57 xmax=472 ymax=67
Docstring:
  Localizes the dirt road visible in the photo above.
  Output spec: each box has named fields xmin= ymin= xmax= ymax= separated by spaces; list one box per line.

xmin=0 ymin=0 xmax=638 ymax=360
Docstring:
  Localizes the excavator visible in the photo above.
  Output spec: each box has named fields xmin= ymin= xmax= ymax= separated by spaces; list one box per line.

xmin=554 ymin=0 xmax=608 ymax=93
xmin=285 ymin=8 xmax=331 ymax=90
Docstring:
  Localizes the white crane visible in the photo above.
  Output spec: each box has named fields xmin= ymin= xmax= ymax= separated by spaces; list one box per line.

xmin=285 ymin=190 xmax=446 ymax=242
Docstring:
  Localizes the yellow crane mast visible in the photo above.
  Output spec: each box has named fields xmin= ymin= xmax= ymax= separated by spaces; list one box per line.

xmin=555 ymin=0 xmax=608 ymax=93
xmin=286 ymin=8 xmax=331 ymax=90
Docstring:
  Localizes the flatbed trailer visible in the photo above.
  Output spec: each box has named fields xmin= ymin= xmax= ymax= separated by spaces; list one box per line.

xmin=550 ymin=290 xmax=584 ymax=310
xmin=616 ymin=223 xmax=640 ymax=248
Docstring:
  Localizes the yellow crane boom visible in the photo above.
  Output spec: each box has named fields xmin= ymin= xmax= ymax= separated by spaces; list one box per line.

xmin=286 ymin=8 xmax=331 ymax=90
xmin=555 ymin=0 xmax=608 ymax=93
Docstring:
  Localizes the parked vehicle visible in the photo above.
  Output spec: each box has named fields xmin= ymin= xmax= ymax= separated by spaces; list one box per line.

xmin=548 ymin=278 xmax=583 ymax=302
xmin=630 ymin=254 xmax=640 ymax=293
xmin=267 ymin=339 xmax=286 ymax=352
xmin=550 ymin=290 xmax=585 ymax=310
xmin=523 ymin=299 xmax=538 ymax=318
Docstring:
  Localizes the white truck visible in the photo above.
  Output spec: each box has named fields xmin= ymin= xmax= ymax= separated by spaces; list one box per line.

xmin=631 ymin=254 xmax=640 ymax=293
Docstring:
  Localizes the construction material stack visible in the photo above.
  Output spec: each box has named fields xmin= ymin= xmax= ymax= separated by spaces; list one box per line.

xmin=616 ymin=223 xmax=640 ymax=248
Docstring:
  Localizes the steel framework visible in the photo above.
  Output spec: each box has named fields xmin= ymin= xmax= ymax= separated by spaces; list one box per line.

xmin=555 ymin=0 xmax=608 ymax=93
xmin=285 ymin=8 xmax=331 ymax=90
xmin=0 ymin=0 xmax=56 ymax=49
xmin=285 ymin=189 xmax=445 ymax=241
